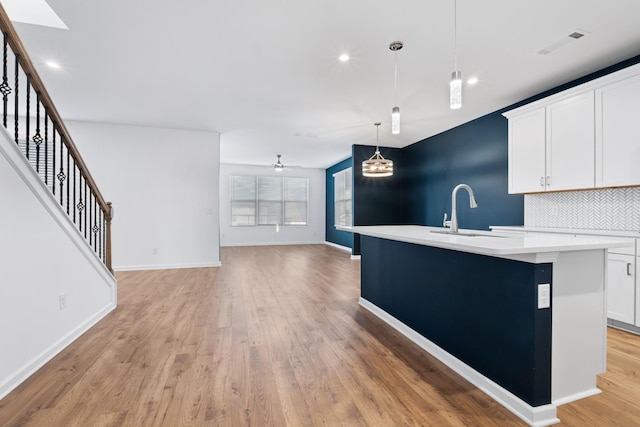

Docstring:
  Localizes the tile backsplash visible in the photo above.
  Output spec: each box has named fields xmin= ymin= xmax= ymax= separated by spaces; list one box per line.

xmin=524 ymin=187 xmax=640 ymax=231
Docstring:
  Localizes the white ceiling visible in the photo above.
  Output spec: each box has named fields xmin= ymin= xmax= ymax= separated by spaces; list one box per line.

xmin=7 ymin=0 xmax=640 ymax=169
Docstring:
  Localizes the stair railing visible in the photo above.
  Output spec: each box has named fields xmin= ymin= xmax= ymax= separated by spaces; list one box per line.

xmin=0 ymin=4 xmax=113 ymax=273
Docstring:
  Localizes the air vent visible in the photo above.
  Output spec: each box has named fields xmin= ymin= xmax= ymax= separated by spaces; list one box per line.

xmin=537 ymin=29 xmax=587 ymax=55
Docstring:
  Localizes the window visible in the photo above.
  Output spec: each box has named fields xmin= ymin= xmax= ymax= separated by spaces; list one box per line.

xmin=231 ymin=175 xmax=308 ymax=226
xmin=333 ymin=168 xmax=352 ymax=227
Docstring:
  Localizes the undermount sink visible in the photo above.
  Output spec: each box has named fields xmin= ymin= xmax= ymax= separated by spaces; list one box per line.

xmin=429 ymin=230 xmax=506 ymax=238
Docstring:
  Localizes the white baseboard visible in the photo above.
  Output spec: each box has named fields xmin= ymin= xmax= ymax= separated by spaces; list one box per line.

xmin=359 ymin=298 xmax=560 ymax=427
xmin=220 ymin=241 xmax=322 ymax=247
xmin=323 ymin=241 xmax=352 ymax=253
xmin=0 ymin=302 xmax=117 ymax=401
xmin=350 ymin=255 xmax=361 ymax=260
xmin=114 ymin=261 xmax=222 ymax=271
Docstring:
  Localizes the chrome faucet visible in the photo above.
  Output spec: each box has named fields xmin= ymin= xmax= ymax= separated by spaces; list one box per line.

xmin=443 ymin=184 xmax=478 ymax=233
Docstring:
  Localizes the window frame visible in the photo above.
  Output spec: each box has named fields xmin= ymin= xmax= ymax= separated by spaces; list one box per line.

xmin=230 ymin=175 xmax=309 ymax=227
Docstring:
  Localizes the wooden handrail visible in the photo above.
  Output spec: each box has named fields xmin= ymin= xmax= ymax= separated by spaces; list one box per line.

xmin=0 ymin=3 xmax=110 ymax=218
xmin=0 ymin=3 xmax=113 ymax=272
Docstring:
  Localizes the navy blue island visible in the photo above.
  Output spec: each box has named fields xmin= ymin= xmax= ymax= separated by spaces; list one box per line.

xmin=353 ymin=225 xmax=630 ymax=427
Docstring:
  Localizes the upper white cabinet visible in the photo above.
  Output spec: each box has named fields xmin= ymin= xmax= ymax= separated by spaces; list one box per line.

xmin=595 ymin=73 xmax=640 ymax=188
xmin=506 ymin=92 xmax=594 ymax=194
xmin=508 ymin=108 xmax=546 ymax=193
xmin=546 ymin=92 xmax=595 ymax=191
xmin=504 ymin=63 xmax=640 ymax=194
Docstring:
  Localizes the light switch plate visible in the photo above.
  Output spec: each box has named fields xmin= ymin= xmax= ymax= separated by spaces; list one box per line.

xmin=538 ymin=283 xmax=550 ymax=309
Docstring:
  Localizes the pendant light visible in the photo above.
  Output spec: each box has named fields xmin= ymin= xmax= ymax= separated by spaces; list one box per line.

xmin=450 ymin=0 xmax=462 ymax=109
xmin=362 ymin=123 xmax=393 ymax=177
xmin=389 ymin=41 xmax=403 ymax=134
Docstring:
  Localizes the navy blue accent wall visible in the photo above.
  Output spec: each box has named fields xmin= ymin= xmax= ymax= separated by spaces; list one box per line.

xmin=360 ymin=235 xmax=553 ymax=406
xmin=403 ymin=113 xmax=523 ymax=230
xmin=325 ymin=157 xmax=353 ymax=249
xmin=352 ymin=144 xmax=408 ymax=255
xmin=352 ymin=144 xmax=409 ymax=226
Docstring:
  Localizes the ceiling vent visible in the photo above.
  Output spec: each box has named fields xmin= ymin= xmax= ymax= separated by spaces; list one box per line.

xmin=537 ymin=29 xmax=587 ymax=55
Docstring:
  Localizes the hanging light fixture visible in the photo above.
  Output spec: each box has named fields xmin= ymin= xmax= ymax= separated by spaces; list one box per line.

xmin=273 ymin=154 xmax=284 ymax=172
xmin=450 ymin=0 xmax=462 ymax=109
xmin=389 ymin=41 xmax=403 ymax=134
xmin=362 ymin=123 xmax=393 ymax=177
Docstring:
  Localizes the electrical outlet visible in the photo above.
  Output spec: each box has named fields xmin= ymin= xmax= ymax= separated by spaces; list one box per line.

xmin=59 ymin=294 xmax=66 ymax=311
xmin=538 ymin=284 xmax=550 ymax=309
xmin=152 ymin=247 xmax=158 ymax=255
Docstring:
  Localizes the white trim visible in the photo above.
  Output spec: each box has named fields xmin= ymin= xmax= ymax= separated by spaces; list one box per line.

xmin=552 ymin=388 xmax=601 ymax=406
xmin=220 ymin=241 xmax=323 ymax=247
xmin=0 ymin=302 xmax=116 ymax=400
xmin=114 ymin=261 xmax=222 ymax=271
xmin=324 ymin=241 xmax=352 ymax=253
xmin=359 ymin=298 xmax=560 ymax=427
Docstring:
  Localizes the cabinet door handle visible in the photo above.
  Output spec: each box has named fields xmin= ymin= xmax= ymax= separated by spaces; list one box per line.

xmin=546 ymin=176 xmax=551 ymax=186
xmin=628 ymin=263 xmax=633 ymax=276
xmin=540 ymin=177 xmax=545 ymax=187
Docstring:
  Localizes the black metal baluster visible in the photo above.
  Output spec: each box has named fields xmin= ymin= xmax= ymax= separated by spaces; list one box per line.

xmin=44 ymin=113 xmax=48 ymax=186
xmin=93 ymin=198 xmax=98 ymax=252
xmin=72 ymin=158 xmax=76 ymax=223
xmin=89 ymin=192 xmax=93 ymax=246
xmin=1 ymin=32 xmax=11 ymax=127
xmin=99 ymin=208 xmax=103 ymax=259
xmin=78 ymin=171 xmax=84 ymax=233
xmin=58 ymin=132 xmax=65 ymax=206
xmin=66 ymin=147 xmax=70 ymax=214
xmin=84 ymin=178 xmax=88 ymax=238
xmin=14 ymin=54 xmax=18 ymax=145
xmin=34 ymin=93 xmax=42 ymax=173
xmin=25 ymin=75 xmax=30 ymax=159
xmin=52 ymin=123 xmax=56 ymax=196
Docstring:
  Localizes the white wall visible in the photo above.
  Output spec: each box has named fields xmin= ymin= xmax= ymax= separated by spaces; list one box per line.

xmin=220 ymin=163 xmax=325 ymax=246
xmin=0 ymin=128 xmax=116 ymax=399
xmin=67 ymin=121 xmax=221 ymax=270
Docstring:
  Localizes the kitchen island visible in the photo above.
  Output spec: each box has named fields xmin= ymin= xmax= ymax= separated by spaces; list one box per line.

xmin=353 ymin=225 xmax=630 ymax=427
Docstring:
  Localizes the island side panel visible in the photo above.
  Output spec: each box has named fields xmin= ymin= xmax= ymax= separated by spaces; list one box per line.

xmin=360 ymin=235 xmax=553 ymax=407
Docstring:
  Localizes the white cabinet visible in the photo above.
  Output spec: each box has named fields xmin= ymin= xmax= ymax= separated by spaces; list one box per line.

xmin=547 ymin=92 xmax=595 ymax=191
xmin=508 ymin=108 xmax=546 ymax=193
xmin=607 ymin=253 xmax=635 ymax=324
xmin=504 ymin=62 xmax=640 ymax=194
xmin=506 ymin=92 xmax=595 ymax=194
xmin=636 ymin=253 xmax=640 ymax=328
xmin=595 ymin=73 xmax=640 ymax=188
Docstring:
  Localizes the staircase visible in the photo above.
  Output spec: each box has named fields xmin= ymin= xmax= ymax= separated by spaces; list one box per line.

xmin=0 ymin=4 xmax=117 ymax=401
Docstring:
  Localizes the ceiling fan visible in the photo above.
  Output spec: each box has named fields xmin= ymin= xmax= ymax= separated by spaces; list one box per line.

xmin=272 ymin=154 xmax=285 ymax=172
xmin=271 ymin=154 xmax=302 ymax=172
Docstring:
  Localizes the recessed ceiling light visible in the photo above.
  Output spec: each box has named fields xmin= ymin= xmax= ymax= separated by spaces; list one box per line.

xmin=467 ymin=76 xmax=478 ymax=85
xmin=45 ymin=61 xmax=61 ymax=69
xmin=339 ymin=53 xmax=350 ymax=62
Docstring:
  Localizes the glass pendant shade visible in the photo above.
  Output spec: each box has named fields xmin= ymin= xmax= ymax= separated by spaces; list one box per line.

xmin=362 ymin=122 xmax=393 ymax=177
xmin=391 ymin=106 xmax=400 ymax=134
xmin=450 ymin=70 xmax=462 ymax=109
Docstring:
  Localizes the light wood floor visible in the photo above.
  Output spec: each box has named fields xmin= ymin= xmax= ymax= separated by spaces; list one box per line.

xmin=1 ymin=245 xmax=639 ymax=426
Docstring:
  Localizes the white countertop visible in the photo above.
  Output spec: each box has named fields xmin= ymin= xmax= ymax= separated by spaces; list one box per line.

xmin=353 ymin=225 xmax=632 ymax=262
xmin=490 ymin=225 xmax=640 ymax=238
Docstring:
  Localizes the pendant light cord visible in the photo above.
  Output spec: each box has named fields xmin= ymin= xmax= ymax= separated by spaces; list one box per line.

xmin=394 ymin=50 xmax=398 ymax=107
xmin=453 ymin=0 xmax=458 ymax=70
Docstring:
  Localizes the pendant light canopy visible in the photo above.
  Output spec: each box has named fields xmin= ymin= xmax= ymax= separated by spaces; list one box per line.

xmin=450 ymin=0 xmax=462 ymax=109
xmin=362 ymin=123 xmax=393 ymax=178
xmin=389 ymin=41 xmax=403 ymax=134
